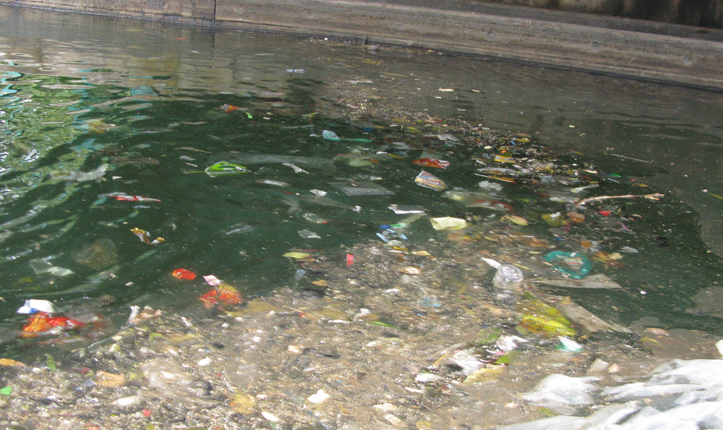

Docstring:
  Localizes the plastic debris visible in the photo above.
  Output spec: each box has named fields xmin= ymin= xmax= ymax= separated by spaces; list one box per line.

xmin=220 ymin=104 xmax=239 ymax=113
xmin=298 ymin=229 xmax=321 ymax=239
xmin=71 ymin=238 xmax=118 ymax=270
xmin=302 ymin=213 xmax=329 ymax=224
xmin=415 ymin=170 xmax=447 ymax=191
xmin=130 ymin=228 xmax=165 ymax=245
xmin=261 ymin=411 xmax=281 ymax=423
xmin=209 ymin=152 xmax=332 ymax=167
xmin=412 ymin=158 xmax=450 ymax=169
xmin=322 ymin=129 xmax=340 ymax=140
xmin=172 ymin=268 xmax=197 ymax=280
xmin=307 ymin=389 xmax=330 ymax=404
xmin=544 ymin=251 xmax=593 ymax=279
xmin=496 ymin=335 xmax=528 ymax=352
xmin=282 ymin=162 xmax=309 ymax=174
xmin=533 ymin=273 xmax=622 ymax=289
xmin=198 ymin=275 xmax=243 ymax=309
xmin=430 ymin=217 xmax=468 ymax=230
xmin=575 ymin=192 xmax=665 ymax=208
xmin=205 ymin=161 xmax=251 ymax=176
xmin=517 ymin=297 xmax=576 ymax=338
xmin=21 ymin=312 xmax=85 ymax=337
xmin=321 ymin=129 xmax=371 ymax=142
xmin=492 ymin=264 xmax=525 ymax=290
xmin=331 ymin=181 xmax=394 ymax=196
xmin=17 ymin=299 xmax=60 ymax=315
xmin=256 ymin=179 xmax=290 ymax=187
xmin=557 ymin=336 xmax=583 ymax=351
xmin=29 ymin=259 xmax=74 ymax=277
xmin=388 ymin=204 xmax=425 ymax=214
xmin=522 ymin=374 xmax=599 ymax=408
xmin=105 ymin=193 xmax=161 ymax=202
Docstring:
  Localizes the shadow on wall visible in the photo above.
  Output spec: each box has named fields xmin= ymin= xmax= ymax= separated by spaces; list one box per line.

xmin=493 ymin=0 xmax=723 ymax=28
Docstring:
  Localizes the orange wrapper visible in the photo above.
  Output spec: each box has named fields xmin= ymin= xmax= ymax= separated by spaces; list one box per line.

xmin=198 ymin=284 xmax=243 ymax=309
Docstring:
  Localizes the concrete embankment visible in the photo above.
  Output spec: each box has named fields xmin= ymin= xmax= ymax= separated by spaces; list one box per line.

xmin=2 ymin=0 xmax=723 ymax=89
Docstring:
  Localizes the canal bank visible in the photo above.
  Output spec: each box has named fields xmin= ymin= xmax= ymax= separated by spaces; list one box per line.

xmin=2 ymin=0 xmax=723 ymax=90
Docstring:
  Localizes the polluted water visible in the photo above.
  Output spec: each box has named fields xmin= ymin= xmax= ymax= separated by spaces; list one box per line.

xmin=0 ymin=10 xmax=722 ymax=430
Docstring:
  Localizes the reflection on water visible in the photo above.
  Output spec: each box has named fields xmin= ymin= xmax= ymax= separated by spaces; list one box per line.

xmin=0 ymin=6 xmax=721 ymax=358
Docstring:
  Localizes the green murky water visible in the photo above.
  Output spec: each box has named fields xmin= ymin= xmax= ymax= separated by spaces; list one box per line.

xmin=0 ymin=6 xmax=721 ymax=359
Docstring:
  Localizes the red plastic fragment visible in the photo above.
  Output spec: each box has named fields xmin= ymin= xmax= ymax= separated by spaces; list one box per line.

xmin=172 ymin=268 xmax=197 ymax=280
xmin=198 ymin=284 xmax=243 ymax=309
xmin=21 ymin=312 xmax=85 ymax=337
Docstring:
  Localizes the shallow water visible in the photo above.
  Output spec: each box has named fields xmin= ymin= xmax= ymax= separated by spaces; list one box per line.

xmin=0 ymin=6 xmax=721 ymax=360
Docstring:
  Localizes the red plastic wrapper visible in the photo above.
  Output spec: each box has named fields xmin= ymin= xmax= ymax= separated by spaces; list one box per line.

xmin=21 ymin=312 xmax=85 ymax=337
xmin=172 ymin=268 xmax=197 ymax=280
xmin=346 ymin=253 xmax=355 ymax=267
xmin=198 ymin=284 xmax=243 ymax=309
xmin=412 ymin=158 xmax=450 ymax=169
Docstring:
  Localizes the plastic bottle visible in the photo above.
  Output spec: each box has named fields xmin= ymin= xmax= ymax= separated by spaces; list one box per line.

xmin=491 ymin=265 xmax=523 ymax=305
xmin=493 ymin=264 xmax=524 ymax=290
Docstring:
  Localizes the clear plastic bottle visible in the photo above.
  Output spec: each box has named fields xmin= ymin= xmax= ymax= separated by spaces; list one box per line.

xmin=493 ymin=265 xmax=524 ymax=305
xmin=493 ymin=264 xmax=524 ymax=290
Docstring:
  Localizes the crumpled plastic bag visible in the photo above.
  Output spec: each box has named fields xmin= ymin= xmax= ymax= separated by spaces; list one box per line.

xmin=522 ymin=374 xmax=599 ymax=408
xmin=430 ymin=217 xmax=468 ymax=230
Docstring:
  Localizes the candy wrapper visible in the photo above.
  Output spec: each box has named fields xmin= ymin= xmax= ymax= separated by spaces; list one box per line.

xmin=415 ymin=170 xmax=447 ymax=191
xmin=130 ymin=228 xmax=165 ymax=245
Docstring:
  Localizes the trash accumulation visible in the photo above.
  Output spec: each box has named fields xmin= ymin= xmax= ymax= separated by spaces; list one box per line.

xmin=1 ymin=49 xmax=722 ymax=430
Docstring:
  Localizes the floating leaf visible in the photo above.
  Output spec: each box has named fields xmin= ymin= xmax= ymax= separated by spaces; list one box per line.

xmin=503 ymin=214 xmax=529 ymax=226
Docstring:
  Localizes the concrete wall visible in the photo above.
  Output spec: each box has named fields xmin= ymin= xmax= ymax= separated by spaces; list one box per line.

xmin=2 ymin=0 xmax=723 ymax=89
xmin=498 ymin=0 xmax=723 ymax=28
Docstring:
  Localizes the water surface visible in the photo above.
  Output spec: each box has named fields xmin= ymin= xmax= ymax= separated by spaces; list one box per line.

xmin=0 ymin=6 xmax=721 ymax=358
